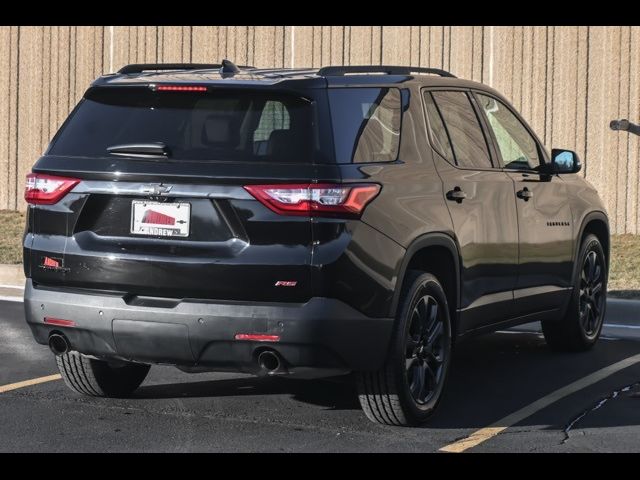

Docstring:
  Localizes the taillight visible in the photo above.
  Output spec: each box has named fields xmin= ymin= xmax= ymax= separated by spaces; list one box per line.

xmin=25 ymin=173 xmax=80 ymax=205
xmin=244 ymin=183 xmax=381 ymax=218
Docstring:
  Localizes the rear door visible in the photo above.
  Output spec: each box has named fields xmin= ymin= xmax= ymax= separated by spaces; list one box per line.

xmin=29 ymin=86 xmax=336 ymax=303
xmin=423 ymin=90 xmax=519 ymax=332
xmin=473 ymin=92 xmax=574 ymax=316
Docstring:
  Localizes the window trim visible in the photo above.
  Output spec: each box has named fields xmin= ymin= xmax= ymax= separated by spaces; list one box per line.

xmin=470 ymin=90 xmax=549 ymax=173
xmin=420 ymin=86 xmax=499 ymax=172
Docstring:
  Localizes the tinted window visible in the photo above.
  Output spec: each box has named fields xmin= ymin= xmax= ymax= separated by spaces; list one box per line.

xmin=328 ymin=88 xmax=401 ymax=163
xmin=431 ymin=91 xmax=492 ymax=169
xmin=423 ymin=91 xmax=455 ymax=164
xmin=50 ymin=88 xmax=315 ymax=163
xmin=475 ymin=93 xmax=540 ymax=170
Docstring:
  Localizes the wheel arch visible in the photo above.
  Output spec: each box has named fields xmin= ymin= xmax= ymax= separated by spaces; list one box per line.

xmin=574 ymin=211 xmax=610 ymax=283
xmin=391 ymin=233 xmax=461 ymax=336
xmin=576 ymin=211 xmax=610 ymax=261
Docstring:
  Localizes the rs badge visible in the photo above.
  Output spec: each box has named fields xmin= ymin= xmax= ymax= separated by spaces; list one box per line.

xmin=275 ymin=281 xmax=298 ymax=287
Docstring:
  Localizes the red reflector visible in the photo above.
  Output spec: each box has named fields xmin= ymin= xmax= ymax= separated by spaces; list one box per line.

xmin=234 ymin=333 xmax=281 ymax=342
xmin=244 ymin=183 xmax=381 ymax=218
xmin=25 ymin=173 xmax=80 ymax=205
xmin=42 ymin=256 xmax=60 ymax=268
xmin=44 ymin=317 xmax=76 ymax=327
xmin=156 ymin=85 xmax=207 ymax=92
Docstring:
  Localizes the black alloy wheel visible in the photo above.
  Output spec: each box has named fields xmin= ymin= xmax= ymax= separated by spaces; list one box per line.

xmin=542 ymin=234 xmax=608 ymax=352
xmin=405 ymin=295 xmax=447 ymax=406
xmin=579 ymin=249 xmax=606 ymax=338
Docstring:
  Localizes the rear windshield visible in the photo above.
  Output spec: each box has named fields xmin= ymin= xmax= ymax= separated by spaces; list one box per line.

xmin=328 ymin=88 xmax=402 ymax=163
xmin=49 ymin=87 xmax=318 ymax=163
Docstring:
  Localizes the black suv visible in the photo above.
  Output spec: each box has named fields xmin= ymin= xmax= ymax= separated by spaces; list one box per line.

xmin=23 ymin=62 xmax=609 ymax=426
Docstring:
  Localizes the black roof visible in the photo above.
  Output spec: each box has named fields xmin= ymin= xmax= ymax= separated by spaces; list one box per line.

xmin=114 ymin=63 xmax=455 ymax=78
xmin=91 ymin=60 xmax=493 ymax=93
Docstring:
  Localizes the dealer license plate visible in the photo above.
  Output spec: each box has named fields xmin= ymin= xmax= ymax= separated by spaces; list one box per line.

xmin=130 ymin=200 xmax=191 ymax=237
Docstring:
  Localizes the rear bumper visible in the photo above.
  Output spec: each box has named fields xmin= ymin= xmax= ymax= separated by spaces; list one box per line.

xmin=24 ymin=280 xmax=393 ymax=375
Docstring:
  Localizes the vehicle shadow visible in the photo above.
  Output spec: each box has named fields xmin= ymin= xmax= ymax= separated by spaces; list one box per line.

xmin=134 ymin=374 xmax=361 ymax=410
xmin=133 ymin=330 xmax=640 ymax=428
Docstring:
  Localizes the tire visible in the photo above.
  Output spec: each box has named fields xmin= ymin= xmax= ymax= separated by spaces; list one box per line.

xmin=56 ymin=351 xmax=150 ymax=397
xmin=356 ymin=271 xmax=453 ymax=426
xmin=542 ymin=234 xmax=608 ymax=352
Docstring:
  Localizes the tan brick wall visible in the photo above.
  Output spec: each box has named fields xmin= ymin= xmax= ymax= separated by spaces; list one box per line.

xmin=1 ymin=26 xmax=639 ymax=233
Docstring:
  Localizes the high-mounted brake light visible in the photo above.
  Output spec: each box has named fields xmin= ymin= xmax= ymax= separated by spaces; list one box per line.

xmin=244 ymin=183 xmax=381 ymax=218
xmin=155 ymin=85 xmax=208 ymax=92
xmin=25 ymin=173 xmax=80 ymax=205
xmin=234 ymin=333 xmax=281 ymax=342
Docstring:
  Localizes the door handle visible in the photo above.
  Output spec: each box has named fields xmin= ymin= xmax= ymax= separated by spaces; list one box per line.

xmin=517 ymin=187 xmax=533 ymax=201
xmin=446 ymin=187 xmax=467 ymax=203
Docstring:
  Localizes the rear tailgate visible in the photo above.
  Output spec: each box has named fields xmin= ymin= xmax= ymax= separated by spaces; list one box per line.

xmin=27 ymin=85 xmax=337 ymax=303
xmin=28 ymin=167 xmax=328 ymax=302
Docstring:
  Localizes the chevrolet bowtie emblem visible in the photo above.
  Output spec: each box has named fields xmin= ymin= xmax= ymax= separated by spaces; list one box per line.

xmin=141 ymin=184 xmax=173 ymax=195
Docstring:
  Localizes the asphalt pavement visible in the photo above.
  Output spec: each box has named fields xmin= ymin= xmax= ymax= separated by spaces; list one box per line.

xmin=1 ymin=294 xmax=639 ymax=452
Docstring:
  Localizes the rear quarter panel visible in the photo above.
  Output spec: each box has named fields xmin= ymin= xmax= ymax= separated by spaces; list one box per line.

xmin=316 ymin=85 xmax=454 ymax=318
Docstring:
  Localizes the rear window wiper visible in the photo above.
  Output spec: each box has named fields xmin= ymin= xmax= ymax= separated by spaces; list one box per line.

xmin=107 ymin=142 xmax=170 ymax=158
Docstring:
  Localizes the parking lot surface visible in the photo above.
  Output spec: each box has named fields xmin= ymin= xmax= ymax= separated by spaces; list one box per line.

xmin=1 ymin=297 xmax=639 ymax=452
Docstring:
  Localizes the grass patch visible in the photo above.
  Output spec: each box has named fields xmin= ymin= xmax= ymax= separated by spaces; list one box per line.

xmin=0 ymin=211 xmax=637 ymax=298
xmin=0 ymin=210 xmax=25 ymax=264
xmin=608 ymin=234 xmax=640 ymax=299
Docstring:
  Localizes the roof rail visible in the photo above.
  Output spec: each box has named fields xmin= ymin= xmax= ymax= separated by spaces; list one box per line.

xmin=250 ymin=67 xmax=318 ymax=77
xmin=117 ymin=63 xmax=222 ymax=75
xmin=317 ymin=65 xmax=456 ymax=78
xmin=117 ymin=62 xmax=255 ymax=75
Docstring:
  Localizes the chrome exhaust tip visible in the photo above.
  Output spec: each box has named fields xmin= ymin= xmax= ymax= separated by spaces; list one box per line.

xmin=48 ymin=333 xmax=70 ymax=356
xmin=258 ymin=350 xmax=282 ymax=374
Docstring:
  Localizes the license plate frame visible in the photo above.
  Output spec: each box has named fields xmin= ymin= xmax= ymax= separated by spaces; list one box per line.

xmin=130 ymin=200 xmax=191 ymax=238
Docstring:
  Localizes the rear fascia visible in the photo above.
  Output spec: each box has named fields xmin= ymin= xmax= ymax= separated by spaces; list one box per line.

xmin=27 ymin=83 xmax=340 ymax=304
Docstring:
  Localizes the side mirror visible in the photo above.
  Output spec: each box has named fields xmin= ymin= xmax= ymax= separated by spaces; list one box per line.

xmin=550 ymin=148 xmax=582 ymax=174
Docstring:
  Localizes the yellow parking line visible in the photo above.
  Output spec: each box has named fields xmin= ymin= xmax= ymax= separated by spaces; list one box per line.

xmin=0 ymin=374 xmax=61 ymax=394
xmin=440 ymin=353 xmax=640 ymax=453
xmin=440 ymin=427 xmax=507 ymax=453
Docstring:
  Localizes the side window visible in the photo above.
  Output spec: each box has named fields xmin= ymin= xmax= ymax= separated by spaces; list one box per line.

xmin=431 ymin=91 xmax=493 ymax=169
xmin=475 ymin=93 xmax=540 ymax=170
xmin=253 ymin=101 xmax=290 ymax=156
xmin=328 ymin=88 xmax=402 ymax=163
xmin=423 ymin=91 xmax=455 ymax=165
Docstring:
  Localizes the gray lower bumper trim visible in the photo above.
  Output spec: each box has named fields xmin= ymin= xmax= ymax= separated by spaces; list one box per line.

xmin=24 ymin=280 xmax=393 ymax=372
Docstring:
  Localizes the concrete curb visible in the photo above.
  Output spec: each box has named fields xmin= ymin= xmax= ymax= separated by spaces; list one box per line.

xmin=0 ymin=264 xmax=24 ymax=286
xmin=606 ymin=298 xmax=640 ymax=325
